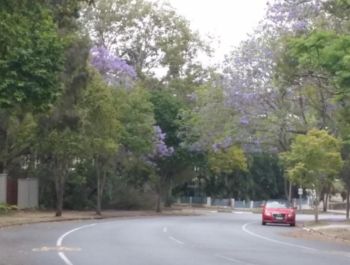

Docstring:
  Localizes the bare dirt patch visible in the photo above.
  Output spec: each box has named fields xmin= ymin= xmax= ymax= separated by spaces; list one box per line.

xmin=283 ymin=226 xmax=350 ymax=245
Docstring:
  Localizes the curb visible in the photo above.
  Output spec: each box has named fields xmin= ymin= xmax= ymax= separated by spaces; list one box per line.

xmin=0 ymin=210 xmax=201 ymax=229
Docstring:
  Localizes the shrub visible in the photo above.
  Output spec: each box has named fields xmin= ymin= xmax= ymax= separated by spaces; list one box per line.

xmin=0 ymin=203 xmax=17 ymax=214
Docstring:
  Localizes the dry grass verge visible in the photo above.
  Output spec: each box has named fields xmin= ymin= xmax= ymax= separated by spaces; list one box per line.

xmin=0 ymin=208 xmax=203 ymax=228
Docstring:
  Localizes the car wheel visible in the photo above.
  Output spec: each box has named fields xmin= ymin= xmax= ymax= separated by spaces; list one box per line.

xmin=262 ymin=221 xmax=266 ymax=225
xmin=290 ymin=223 xmax=295 ymax=227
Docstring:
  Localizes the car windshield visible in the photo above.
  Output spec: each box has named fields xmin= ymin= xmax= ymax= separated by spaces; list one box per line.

xmin=265 ymin=201 xmax=291 ymax=208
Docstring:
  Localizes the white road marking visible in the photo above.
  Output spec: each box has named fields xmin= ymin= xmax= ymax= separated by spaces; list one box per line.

xmin=242 ymin=222 xmax=350 ymax=259
xmin=56 ymin=224 xmax=96 ymax=265
xmin=169 ymin=236 xmax=185 ymax=245
xmin=242 ymin=222 xmax=318 ymax=252
xmin=163 ymin=227 xmax=168 ymax=233
xmin=58 ymin=252 xmax=74 ymax=265
xmin=32 ymin=246 xmax=81 ymax=252
xmin=215 ymin=254 xmax=256 ymax=265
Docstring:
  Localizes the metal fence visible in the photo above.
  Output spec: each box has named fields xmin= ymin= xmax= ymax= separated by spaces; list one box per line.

xmin=212 ymin=198 xmax=230 ymax=206
xmin=176 ymin=196 xmax=313 ymax=209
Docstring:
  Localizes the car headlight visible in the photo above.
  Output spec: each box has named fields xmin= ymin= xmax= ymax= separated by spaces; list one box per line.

xmin=264 ymin=211 xmax=272 ymax=216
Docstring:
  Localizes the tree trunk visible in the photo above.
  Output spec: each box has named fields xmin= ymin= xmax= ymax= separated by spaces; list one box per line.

xmin=288 ymin=181 xmax=292 ymax=202
xmin=55 ymin=174 xmax=64 ymax=217
xmin=314 ymin=196 xmax=319 ymax=223
xmin=164 ymin=179 xmax=173 ymax=207
xmin=155 ymin=180 xmax=162 ymax=213
xmin=96 ymin=161 xmax=102 ymax=216
xmin=156 ymin=191 xmax=161 ymax=213
xmin=284 ymin=178 xmax=289 ymax=199
xmin=323 ymin=193 xmax=329 ymax=212
xmin=96 ymin=159 xmax=108 ymax=216
xmin=346 ymin=188 xmax=349 ymax=220
xmin=0 ymin=162 xmax=4 ymax=174
xmin=96 ymin=174 xmax=102 ymax=216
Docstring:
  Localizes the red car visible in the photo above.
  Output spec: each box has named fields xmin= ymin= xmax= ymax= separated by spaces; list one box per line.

xmin=262 ymin=200 xmax=296 ymax=226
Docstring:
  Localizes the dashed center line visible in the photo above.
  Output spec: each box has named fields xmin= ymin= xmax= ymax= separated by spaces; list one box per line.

xmin=169 ymin=236 xmax=185 ymax=245
xmin=215 ymin=254 xmax=256 ymax=265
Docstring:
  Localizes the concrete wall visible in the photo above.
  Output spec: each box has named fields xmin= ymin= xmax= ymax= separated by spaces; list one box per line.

xmin=18 ymin=178 xmax=38 ymax=209
xmin=0 ymin=173 xmax=7 ymax=203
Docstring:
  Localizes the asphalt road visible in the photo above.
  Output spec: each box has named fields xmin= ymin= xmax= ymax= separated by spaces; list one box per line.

xmin=0 ymin=212 xmax=349 ymax=265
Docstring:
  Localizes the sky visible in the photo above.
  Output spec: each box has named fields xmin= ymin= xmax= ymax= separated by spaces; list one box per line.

xmin=158 ymin=0 xmax=270 ymax=64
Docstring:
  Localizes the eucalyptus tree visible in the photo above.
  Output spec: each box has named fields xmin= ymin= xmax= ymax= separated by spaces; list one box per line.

xmin=340 ymin=159 xmax=350 ymax=219
xmin=272 ymin=0 xmax=350 ymax=205
xmin=147 ymin=126 xmax=175 ymax=212
xmin=33 ymin=0 xmax=93 ymax=216
xmin=220 ymin=0 xmax=349 ymax=200
xmin=221 ymin=0 xmax=336 ymax=153
xmin=79 ymin=69 xmax=121 ymax=215
xmin=178 ymin=83 xmax=237 ymax=152
xmin=89 ymin=44 xmax=156 ymax=211
xmin=82 ymin=0 xmax=206 ymax=79
xmin=281 ymin=129 xmax=343 ymax=222
xmin=149 ymin=90 xmax=200 ymax=207
xmin=177 ymin=80 xmax=250 ymax=199
xmin=0 ymin=1 xmax=65 ymax=175
xmin=0 ymin=1 xmax=64 ymax=110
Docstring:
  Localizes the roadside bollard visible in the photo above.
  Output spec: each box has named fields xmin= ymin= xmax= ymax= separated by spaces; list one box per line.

xmin=207 ymin=197 xmax=212 ymax=207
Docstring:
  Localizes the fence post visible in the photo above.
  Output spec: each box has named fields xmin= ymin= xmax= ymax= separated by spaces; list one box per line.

xmin=250 ymin=200 xmax=254 ymax=209
xmin=177 ymin=197 xmax=181 ymax=204
xmin=0 ymin=173 xmax=7 ymax=203
xmin=231 ymin=198 xmax=235 ymax=209
xmin=207 ymin=197 xmax=211 ymax=207
xmin=189 ymin=196 xmax=193 ymax=207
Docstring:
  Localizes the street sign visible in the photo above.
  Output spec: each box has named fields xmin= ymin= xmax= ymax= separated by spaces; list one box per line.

xmin=298 ymin=188 xmax=303 ymax=195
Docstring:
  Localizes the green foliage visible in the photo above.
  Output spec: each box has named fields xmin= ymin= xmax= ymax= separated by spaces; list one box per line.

xmin=208 ymin=146 xmax=247 ymax=175
xmin=0 ymin=1 xmax=64 ymax=109
xmin=281 ymin=129 xmax=343 ymax=190
xmin=178 ymin=85 xmax=236 ymax=151
xmin=0 ymin=109 xmax=37 ymax=171
xmin=150 ymin=91 xmax=183 ymax=147
xmin=115 ymin=87 xmax=155 ymax=155
xmin=0 ymin=203 xmax=17 ymax=215
xmin=287 ymin=31 xmax=350 ymax=99
xmin=83 ymin=0 xmax=206 ymax=79
xmin=79 ymin=69 xmax=121 ymax=158
xmin=248 ymin=153 xmax=285 ymax=200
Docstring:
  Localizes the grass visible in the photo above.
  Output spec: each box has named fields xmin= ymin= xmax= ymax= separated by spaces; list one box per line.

xmin=0 ymin=204 xmax=17 ymax=215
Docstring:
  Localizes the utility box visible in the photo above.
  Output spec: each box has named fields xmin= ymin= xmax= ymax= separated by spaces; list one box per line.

xmin=0 ymin=173 xmax=7 ymax=203
xmin=18 ymin=178 xmax=38 ymax=209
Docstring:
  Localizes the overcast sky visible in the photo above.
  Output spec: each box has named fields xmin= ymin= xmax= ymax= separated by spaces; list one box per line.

xmin=158 ymin=0 xmax=269 ymax=63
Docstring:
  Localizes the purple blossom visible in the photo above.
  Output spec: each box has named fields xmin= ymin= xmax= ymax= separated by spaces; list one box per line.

xmin=240 ymin=116 xmax=249 ymax=126
xmin=187 ymin=142 xmax=203 ymax=152
xmin=211 ymin=137 xmax=233 ymax=152
xmin=265 ymin=0 xmax=322 ymax=33
xmin=152 ymin=126 xmax=174 ymax=158
xmin=212 ymin=143 xmax=220 ymax=153
xmin=90 ymin=46 xmax=136 ymax=84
